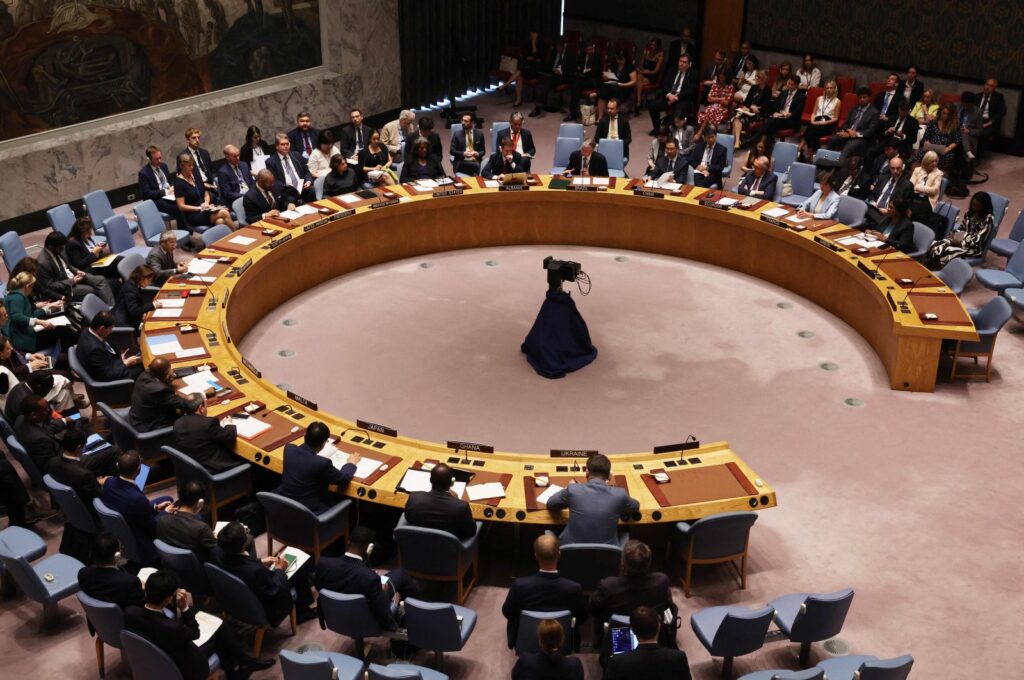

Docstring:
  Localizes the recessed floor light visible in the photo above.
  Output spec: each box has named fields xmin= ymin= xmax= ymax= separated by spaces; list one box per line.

xmin=844 ymin=397 xmax=865 ymax=407
xmin=277 ymin=349 xmax=295 ymax=358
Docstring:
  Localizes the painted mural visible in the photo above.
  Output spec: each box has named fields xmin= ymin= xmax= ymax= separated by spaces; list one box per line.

xmin=0 ymin=0 xmax=322 ymax=142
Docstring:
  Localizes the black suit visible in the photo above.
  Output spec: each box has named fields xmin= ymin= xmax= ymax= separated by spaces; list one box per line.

xmin=760 ymin=88 xmax=807 ymax=138
xmin=605 ymin=643 xmax=692 ymax=680
xmin=240 ymin=142 xmax=274 ymax=165
xmin=112 ymin=280 xmax=153 ymax=328
xmin=275 ymin=442 xmax=355 ymax=514
xmin=241 ymin=182 xmax=290 ymax=224
xmin=78 ymin=328 xmax=140 ymax=382
xmin=866 ymin=175 xmax=913 ymax=227
xmin=404 ymin=489 xmax=476 ymax=540
xmin=129 ymin=371 xmax=187 ymax=432
xmin=873 ymin=89 xmax=903 ymax=126
xmin=404 ymin=132 xmax=444 ymax=162
xmin=826 ymin=104 xmax=880 ymax=162
xmin=172 ymin=413 xmax=239 ymax=473
xmin=688 ymin=141 xmax=728 ymax=188
xmin=977 ymin=90 xmax=1006 ymax=158
xmin=511 ymin=653 xmax=584 ymax=680
xmin=650 ymin=67 xmax=698 ymax=131
xmin=217 ymin=550 xmax=298 ymax=626
xmin=216 ymin=161 xmax=253 ymax=206
xmin=266 ymin=151 xmax=314 ymax=202
xmin=647 ymin=153 xmax=688 ymax=182
xmin=314 ymin=555 xmax=420 ymax=631
xmin=138 ymin=162 xmax=180 ymax=218
xmin=536 ymin=46 xmax=577 ymax=105
xmin=590 ymin=572 xmax=673 ymax=629
xmin=666 ymin=38 xmax=698 ymax=73
xmin=878 ymin=216 xmax=915 ymax=253
xmin=36 ymin=247 xmax=114 ymax=305
xmin=482 ymin=150 xmax=526 ymax=179
xmin=50 ymin=455 xmax=103 ymax=512
xmin=287 ymin=127 xmax=321 ymax=159
xmin=497 ymin=128 xmax=537 ymax=173
xmin=78 ymin=565 xmax=146 ymax=610
xmin=340 ymin=124 xmax=374 ymax=158
xmin=399 ymin=155 xmax=447 ymax=183
xmin=156 ymin=510 xmax=218 ymax=562
xmin=502 ymin=571 xmax=586 ymax=648
xmin=595 ymin=114 xmax=632 ymax=160
xmin=900 ymin=79 xmax=924 ymax=109
xmin=565 ymin=150 xmax=609 ymax=177
xmin=14 ymin=415 xmax=67 ymax=475
xmin=125 ymin=604 xmax=247 ymax=680
xmin=736 ymin=169 xmax=778 ymax=199
xmin=570 ymin=49 xmax=602 ymax=115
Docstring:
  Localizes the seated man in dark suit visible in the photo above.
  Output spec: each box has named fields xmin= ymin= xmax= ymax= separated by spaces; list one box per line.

xmin=216 ymin=521 xmax=316 ymax=624
xmin=50 ymin=429 xmax=107 ymax=561
xmin=156 ymin=480 xmax=218 ymax=563
xmin=688 ymin=128 xmax=728 ymax=189
xmin=869 ymin=101 xmax=918 ymax=163
xmin=564 ymin=139 xmax=609 ymax=177
xmin=36 ymin=231 xmax=115 ymax=304
xmin=287 ymin=111 xmax=320 ymax=161
xmin=138 ymin=145 xmax=180 ymax=219
xmin=275 ymin=421 xmax=358 ymax=514
xmin=605 ymin=606 xmax=692 ymax=680
xmin=340 ymin=108 xmax=374 ymax=159
xmin=501 ymin=534 xmax=586 ymax=649
xmin=15 ymin=393 xmax=115 ymax=476
xmin=449 ymin=113 xmax=486 ymax=176
xmin=100 ymin=451 xmax=173 ymax=566
xmin=5 ymin=368 xmax=79 ymax=431
xmin=826 ymin=88 xmax=879 ymax=163
xmin=594 ymin=98 xmax=631 ymax=162
xmin=125 ymin=568 xmax=272 ymax=680
xmin=78 ymin=532 xmax=147 ymax=610
xmin=145 ymin=230 xmax=187 ymax=285
xmin=177 ymin=127 xmax=219 ymax=201
xmin=649 ymin=54 xmax=697 ymax=135
xmin=173 ymin=393 xmax=242 ymax=473
xmin=759 ymin=75 xmax=806 ymax=139
xmin=590 ymin=540 xmax=674 ymax=634
xmin=497 ymin=112 xmax=537 ymax=173
xmin=482 ymin=136 xmax=526 ymax=181
xmin=129 ymin=357 xmax=187 ymax=432
xmin=545 ymin=453 xmax=639 ymax=546
xmin=977 ymin=78 xmax=1006 ymax=161
xmin=644 ymin=139 xmax=688 ymax=183
xmin=567 ymin=42 xmax=600 ymax=123
xmin=404 ymin=463 xmax=477 ymax=540
xmin=78 ymin=312 xmax=143 ymax=382
xmin=404 ymin=117 xmax=444 ymax=163
xmin=243 ymin=169 xmax=296 ymax=225
xmin=736 ymin=155 xmax=778 ymax=198
xmin=216 ymin=144 xmax=253 ymax=207
xmin=314 ymin=526 xmax=422 ymax=631
xmin=865 ymin=156 xmax=913 ymax=227
xmin=873 ymin=73 xmax=903 ymax=134
xmin=533 ymin=36 xmax=577 ymax=118
xmin=265 ymin=133 xmax=315 ymax=203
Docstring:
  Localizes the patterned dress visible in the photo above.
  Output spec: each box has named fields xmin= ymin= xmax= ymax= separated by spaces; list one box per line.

xmin=698 ymin=83 xmax=735 ymax=128
xmin=913 ymin=121 xmax=962 ymax=170
xmin=926 ymin=213 xmax=994 ymax=268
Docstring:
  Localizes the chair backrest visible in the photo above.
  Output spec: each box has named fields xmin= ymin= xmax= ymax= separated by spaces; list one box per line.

xmin=117 ymin=252 xmax=145 ymax=281
xmin=0 ymin=231 xmax=28 ymax=274
xmin=80 ymin=292 xmax=111 ymax=323
xmin=280 ymin=649 xmax=344 ymax=680
xmin=163 ymin=445 xmax=213 ymax=489
xmin=314 ymin=174 xmax=327 ymax=200
xmin=366 ymin=664 xmax=427 ymax=680
xmin=103 ymin=214 xmax=137 ymax=254
xmin=973 ymin=295 xmax=1013 ymax=336
xmin=134 ymin=200 xmax=166 ymax=243
xmin=47 ymin=204 xmax=77 ymax=236
xmin=0 ymin=549 xmax=50 ymax=602
xmin=934 ymin=258 xmax=973 ymax=295
xmin=44 ymin=474 xmax=98 ymax=534
xmin=96 ymin=402 xmax=136 ymax=453
xmin=404 ymin=598 xmax=463 ymax=652
xmin=5 ymin=434 xmax=46 ymax=488
xmin=393 ymin=516 xmax=466 ymax=577
xmin=93 ymin=497 xmax=142 ymax=563
xmin=256 ymin=491 xmax=319 ymax=549
xmin=203 ymin=223 xmax=233 ymax=247
xmin=491 ymin=122 xmax=511 ymax=153
xmin=937 ymin=176 xmax=948 ymax=203
xmin=836 ymin=195 xmax=867 ymax=227
xmin=558 ymin=122 xmax=584 ymax=143
xmin=786 ymin=588 xmax=855 ymax=643
xmin=552 ymin=137 xmax=577 ymax=170
xmin=77 ymin=592 xmax=125 ymax=648
xmin=838 ymin=92 xmax=858 ymax=122
xmin=558 ymin=543 xmax=622 ymax=592
xmin=717 ymin=134 xmax=735 ymax=175
xmin=597 ymin=138 xmax=624 ymax=173
xmin=834 ymin=76 xmax=855 ymax=96
xmin=1004 ymin=241 xmax=1024 ymax=279
xmin=515 ymin=609 xmax=572 ymax=655
xmin=83 ymin=190 xmax=116 ymax=228
xmin=859 ymin=654 xmax=914 ymax=680
xmin=1007 ymin=210 xmax=1024 ymax=242
xmin=153 ymin=539 xmax=209 ymax=603
xmin=800 ymin=87 xmax=824 ymax=121
xmin=231 ymin=197 xmax=249 ymax=227
xmin=203 ymin=562 xmax=269 ymax=626
xmin=688 ymin=511 xmax=758 ymax=560
xmin=770 ymin=172 xmax=784 ymax=202
xmin=788 ymin=162 xmax=816 ymax=197
xmin=709 ymin=605 xmax=775 ymax=656
xmin=771 ymin=141 xmax=799 ymax=176
xmin=120 ymin=630 xmax=185 ymax=680
xmin=989 ymin=192 xmax=1009 ymax=230
xmin=912 ymin=222 xmax=935 ymax=252
xmin=318 ymin=589 xmax=384 ymax=638
xmin=934 ymin=201 xmax=960 ymax=239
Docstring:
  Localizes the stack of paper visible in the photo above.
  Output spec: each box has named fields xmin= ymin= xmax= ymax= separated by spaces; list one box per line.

xmin=176 ymin=368 xmax=222 ymax=396
xmin=193 ymin=611 xmax=223 ymax=647
xmin=317 ymin=444 xmax=384 ymax=479
xmin=337 ymin=193 xmax=360 ymax=205
xmin=399 ymin=468 xmax=432 ymax=493
xmin=466 ymin=482 xmax=506 ymax=502
xmin=717 ymin=197 xmax=738 ymax=206
xmin=46 ymin=315 xmax=73 ymax=327
xmin=451 ymin=481 xmax=467 ymax=499
xmin=415 ymin=179 xmax=439 ymax=189
xmin=187 ymin=259 xmax=216 ymax=274
xmin=762 ymin=207 xmax=790 ymax=218
xmin=152 ymin=308 xmax=183 ymax=319
xmin=295 ymin=204 xmax=319 ymax=215
xmin=228 ymin=235 xmax=257 ymax=246
xmin=536 ymin=484 xmax=564 ymax=504
xmin=148 ymin=334 xmax=183 ymax=356
xmin=483 ymin=180 xmax=501 ymax=188
xmin=160 ymin=298 xmax=186 ymax=308
xmin=176 ymin=347 xmax=206 ymax=359
xmin=230 ymin=416 xmax=272 ymax=440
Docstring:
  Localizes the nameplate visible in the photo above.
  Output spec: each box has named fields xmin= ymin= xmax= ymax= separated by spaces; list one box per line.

xmin=268 ymin=233 xmax=292 ymax=249
xmin=447 ymin=440 xmax=494 ymax=453
xmin=857 ymin=260 xmax=881 ymax=279
xmin=219 ymin=318 xmax=232 ymax=345
xmin=369 ymin=198 xmax=400 ymax=209
xmin=699 ymin=200 xmax=730 ymax=210
xmin=240 ymin=356 xmax=262 ymax=378
xmin=325 ymin=208 xmax=355 ymax=224
xmin=653 ymin=440 xmax=700 ymax=454
xmin=759 ymin=214 xmax=786 ymax=228
xmin=232 ymin=259 xmax=253 ymax=276
xmin=432 ymin=188 xmax=464 ymax=198
xmin=549 ymin=449 xmax=599 ymax=458
xmin=566 ymin=185 xmax=599 ymax=192
xmin=287 ymin=391 xmax=319 ymax=410
xmin=356 ymin=419 xmax=398 ymax=438
xmin=633 ymin=189 xmax=665 ymax=199
xmin=813 ymin=235 xmax=841 ymax=252
xmin=498 ymin=184 xmax=529 ymax=191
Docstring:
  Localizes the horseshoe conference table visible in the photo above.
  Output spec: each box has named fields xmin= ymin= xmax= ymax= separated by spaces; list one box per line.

xmin=140 ymin=175 xmax=975 ymax=526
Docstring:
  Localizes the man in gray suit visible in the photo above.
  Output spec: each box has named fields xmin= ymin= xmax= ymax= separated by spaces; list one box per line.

xmin=546 ymin=453 xmax=639 ymax=546
xmin=145 ymin=231 xmax=186 ymax=285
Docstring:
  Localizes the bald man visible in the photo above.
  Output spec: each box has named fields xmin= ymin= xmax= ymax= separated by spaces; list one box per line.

xmin=501 ymin=534 xmax=587 ymax=648
xmin=216 ymin=144 xmax=253 ymax=205
xmin=242 ymin=169 xmax=295 ymax=224
xmin=129 ymin=358 xmax=188 ymax=432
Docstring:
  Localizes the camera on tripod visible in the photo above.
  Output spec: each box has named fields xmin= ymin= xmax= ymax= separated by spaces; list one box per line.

xmin=544 ymin=256 xmax=582 ymax=292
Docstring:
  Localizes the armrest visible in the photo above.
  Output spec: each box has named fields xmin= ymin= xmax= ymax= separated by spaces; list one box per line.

xmin=460 ymin=522 xmax=484 ymax=551
xmin=211 ymin=463 xmax=252 ymax=483
xmin=674 ymin=521 xmax=693 ymax=536
xmin=316 ymin=498 xmax=353 ymax=524
xmin=88 ymin=377 xmax=135 ymax=390
xmin=136 ymin=425 xmax=174 ymax=443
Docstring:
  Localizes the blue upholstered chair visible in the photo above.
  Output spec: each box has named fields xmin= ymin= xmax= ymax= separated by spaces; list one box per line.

xmin=0 ymin=540 xmax=84 ymax=628
xmin=280 ymin=649 xmax=365 ymax=680
xmin=768 ymin=588 xmax=855 ymax=665
xmin=906 ymin=222 xmax=936 ymax=261
xmin=47 ymin=203 xmax=77 ymax=236
xmin=79 ymin=293 xmax=137 ymax=352
xmin=367 ymin=662 xmax=449 ymax=680
xmin=393 ymin=514 xmax=480 ymax=604
xmin=597 ymin=139 xmax=626 ymax=178
xmin=163 ymin=446 xmax=251 ymax=525
xmin=317 ymin=589 xmax=385 ymax=660
xmin=204 ymin=562 xmax=296 ymax=656
xmin=135 ymin=199 xmax=189 ymax=246
xmin=976 ymin=244 xmax=1024 ymax=292
xmin=0 ymin=526 xmax=46 ymax=596
xmin=5 ymin=434 xmax=47 ymax=489
xmin=77 ymin=592 xmax=125 ymax=678
xmin=314 ymin=175 xmax=327 ymax=200
xmin=116 ymin=252 xmax=144 ymax=281
xmin=717 ymin=133 xmax=736 ymax=177
xmin=97 ymin=402 xmax=173 ymax=468
xmin=836 ymin=195 xmax=867 ymax=228
xmin=70 ymin=347 xmax=134 ymax=431
xmin=43 ymin=474 xmax=98 ymax=535
xmin=934 ymin=258 xmax=973 ymax=295
xmin=551 ymin=137 xmax=578 ymax=175
xmin=672 ymin=511 xmax=758 ymax=597
xmin=231 ymin=197 xmax=249 ymax=228
xmin=515 ymin=609 xmax=573 ymax=656
xmin=949 ymin=296 xmax=1013 ymax=382
xmin=101 ymin=215 xmax=148 ymax=257
xmin=120 ymin=630 xmax=220 ymax=680
xmin=1004 ymin=287 xmax=1024 ymax=314
xmin=0 ymin=230 xmax=28 ymax=274
xmin=558 ymin=122 xmax=585 ymax=144
xmin=771 ymin=141 xmax=799 ymax=177
xmin=990 ymin=209 xmax=1024 ymax=259
xmin=933 ymin=201 xmax=960 ymax=239
xmin=256 ymin=491 xmax=351 ymax=562
xmin=84 ymin=190 xmax=138 ymax=234
xmin=558 ymin=542 xmax=622 ymax=593
xmin=490 ymin=122 xmax=511 ymax=154
xmin=691 ymin=604 xmax=775 ymax=678
xmin=404 ymin=597 xmax=477 ymax=670
xmin=93 ymin=498 xmax=143 ymax=564
xmin=739 ymin=668 xmax=825 ymax=680
xmin=780 ymin=162 xmax=815 ymax=208
xmin=816 ymin=654 xmax=914 ymax=680
xmin=203 ymin=223 xmax=234 ymax=248
xmin=154 ymin=539 xmax=210 ymax=605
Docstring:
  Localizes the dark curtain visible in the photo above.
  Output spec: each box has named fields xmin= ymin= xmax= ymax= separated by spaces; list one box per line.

xmin=398 ymin=0 xmax=561 ymax=109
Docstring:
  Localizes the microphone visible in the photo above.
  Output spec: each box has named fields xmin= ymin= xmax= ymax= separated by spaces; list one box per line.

xmin=340 ymin=427 xmax=373 ymax=447
xmin=900 ymin=276 xmax=931 ymax=305
xmin=870 ymin=243 xmax=902 ymax=279
xmin=680 ymin=434 xmax=697 ymax=466
xmin=571 ymin=456 xmax=581 ymax=473
xmin=457 ymin=446 xmax=470 ymax=465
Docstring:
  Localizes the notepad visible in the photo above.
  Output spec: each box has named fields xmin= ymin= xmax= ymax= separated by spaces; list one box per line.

xmin=295 ymin=204 xmax=319 ymax=215
xmin=148 ymin=339 xmax=184 ymax=355
xmin=536 ymin=484 xmax=565 ymax=505
xmin=483 ymin=180 xmax=501 ymax=188
xmin=194 ymin=611 xmax=223 ymax=648
xmin=279 ymin=209 xmax=303 ymax=219
xmin=93 ymin=253 xmax=119 ymax=267
xmin=415 ymin=179 xmax=439 ymax=189
xmin=465 ymin=482 xmax=506 ymax=502
xmin=318 ymin=445 xmax=384 ymax=480
xmin=273 ymin=547 xmax=311 ymax=580
xmin=152 ymin=308 xmax=182 ymax=319
xmin=45 ymin=315 xmax=73 ymax=327
xmin=230 ymin=416 xmax=272 ymax=440
xmin=177 ymin=369 xmax=221 ymax=396
xmin=176 ymin=347 xmax=206 ymax=359
xmin=337 ymin=193 xmax=361 ymax=205
xmin=717 ymin=197 xmax=738 ymax=206
xmin=228 ymin=235 xmax=257 ymax=246
xmin=159 ymin=298 xmax=186 ymax=308
xmin=762 ymin=207 xmax=790 ymax=218
xmin=589 ymin=177 xmax=610 ymax=186
xmin=399 ymin=468 xmax=433 ymax=493
xmin=786 ymin=215 xmax=810 ymax=223
xmin=187 ymin=258 xmax=215 ymax=274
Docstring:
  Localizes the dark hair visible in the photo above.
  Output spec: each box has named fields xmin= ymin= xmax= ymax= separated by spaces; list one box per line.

xmin=10 ymin=257 xmax=38 ymax=277
xmin=586 ymin=453 xmax=611 ymax=479
xmin=144 ymin=569 xmax=180 ymax=605
xmin=245 ymin=125 xmax=263 ymax=148
xmin=61 ymin=429 xmax=86 ymax=453
xmin=418 ymin=116 xmax=435 ymax=131
xmin=26 ymin=370 xmax=54 ymax=396
xmin=329 ymin=154 xmax=347 ymax=172
xmin=130 ymin=265 xmax=155 ymax=285
xmin=622 ymin=539 xmax=652 ymax=576
xmin=90 ymin=310 xmax=116 ymax=330
xmin=430 ymin=463 xmax=454 ymax=491
xmin=786 ymin=74 xmax=800 ymax=85
xmin=298 ymin=111 xmax=312 ymax=120
xmin=19 ymin=393 xmax=46 ymax=418
xmin=304 ymin=421 xmax=330 ymax=450
xmin=630 ymin=606 xmax=660 ymax=640
xmin=856 ymin=86 xmax=871 ymax=97
xmin=317 ymin=129 xmax=336 ymax=147
xmin=94 ymin=533 xmax=120 ymax=565
xmin=349 ymin=526 xmax=375 ymax=549
xmin=818 ymin=170 xmax=836 ymax=190
xmin=217 ymin=521 xmax=249 ymax=554
xmin=69 ymin=216 xmax=94 ymax=241
xmin=890 ymin=197 xmax=911 ymax=217
xmin=178 ymin=479 xmax=205 ymax=507
xmin=960 ymin=91 xmax=976 ymax=105
xmin=970 ymin=191 xmax=994 ymax=217
xmin=537 ymin=619 xmax=565 ymax=663
xmin=656 ymin=125 xmax=671 ymax=139
xmin=181 ymin=393 xmax=203 ymax=414
xmin=44 ymin=231 xmax=68 ymax=249
xmin=117 ymin=451 xmax=141 ymax=477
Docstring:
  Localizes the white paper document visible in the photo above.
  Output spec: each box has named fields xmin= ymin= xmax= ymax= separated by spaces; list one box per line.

xmin=786 ymin=215 xmax=810 ymax=223
xmin=572 ymin=176 xmax=592 ymax=186
xmin=589 ymin=176 xmax=610 ymax=186
xmin=717 ymin=197 xmax=738 ymax=206
xmin=279 ymin=209 xmax=303 ymax=219
xmin=337 ymin=193 xmax=361 ymax=205
xmin=483 ymin=180 xmax=501 ymax=188
xmin=176 ymin=347 xmax=206 ymax=359
xmin=228 ymin=235 xmax=257 ymax=246
xmin=399 ymin=468 xmax=433 ymax=493
xmin=762 ymin=207 xmax=790 ymax=218
xmin=451 ymin=481 xmax=467 ymax=499
xmin=152 ymin=308 xmax=182 ymax=319
xmin=466 ymin=482 xmax=506 ymax=502
xmin=415 ymin=179 xmax=439 ymax=189
xmin=250 ymin=156 xmax=267 ymax=174
xmin=295 ymin=204 xmax=319 ymax=215
xmin=276 ymin=547 xmax=311 ymax=579
xmin=137 ymin=567 xmax=157 ymax=585
xmin=187 ymin=258 xmax=215 ymax=274
xmin=149 ymin=340 xmax=184 ymax=356
xmin=191 ymin=276 xmax=217 ymax=283
xmin=317 ymin=445 xmax=384 ymax=480
xmin=45 ymin=315 xmax=73 ymax=327
xmin=159 ymin=298 xmax=186 ymax=308
xmin=193 ymin=611 xmax=223 ymax=648
xmin=230 ymin=416 xmax=272 ymax=440
xmin=536 ymin=484 xmax=565 ymax=505
xmin=177 ymin=369 xmax=221 ymax=396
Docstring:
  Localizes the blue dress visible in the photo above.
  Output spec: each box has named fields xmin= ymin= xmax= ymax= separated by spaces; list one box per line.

xmin=173 ymin=175 xmax=213 ymax=228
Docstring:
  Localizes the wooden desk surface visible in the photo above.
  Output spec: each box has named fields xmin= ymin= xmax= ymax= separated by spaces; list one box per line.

xmin=141 ymin=175 xmax=976 ymax=525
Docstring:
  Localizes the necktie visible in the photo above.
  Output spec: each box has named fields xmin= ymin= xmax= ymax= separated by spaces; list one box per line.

xmin=512 ymin=132 xmax=520 ymax=151
xmin=356 ymin=128 xmax=363 ymax=149
xmin=981 ymin=96 xmax=990 ymax=118
xmin=785 ymin=91 xmax=794 ymax=113
xmin=155 ymin=166 xmax=168 ymax=190
xmin=751 ymin=175 xmax=760 ymax=193
xmin=264 ymin=188 xmax=274 ymax=208
xmin=610 ymin=117 xmax=618 ymax=139
xmin=582 ymin=156 xmax=589 ymax=174
xmin=467 ymin=130 xmax=473 ymax=152
xmin=853 ymin=107 xmax=864 ymax=127
xmin=883 ymin=92 xmax=892 ymax=113
xmin=282 ymin=156 xmax=299 ymax=189
xmin=304 ymin=133 xmax=312 ymax=155
xmin=192 ymin=150 xmax=207 ymax=181
xmin=667 ymin=156 xmax=675 ymax=172
xmin=703 ymin=146 xmax=712 ymax=166
xmin=672 ymin=71 xmax=683 ymax=94
xmin=234 ymin=166 xmax=247 ymax=191
xmin=878 ymin=180 xmax=894 ymax=208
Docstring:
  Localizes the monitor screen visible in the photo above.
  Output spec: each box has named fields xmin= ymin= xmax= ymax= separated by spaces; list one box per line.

xmin=609 ymin=625 xmax=638 ymax=655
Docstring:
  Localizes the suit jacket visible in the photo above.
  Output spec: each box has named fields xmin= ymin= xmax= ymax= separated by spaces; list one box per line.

xmin=870 ymin=175 xmax=913 ymax=209
xmin=482 ymin=151 xmax=525 ymax=179
xmin=288 ymin=126 xmax=321 ymax=158
xmin=78 ymin=565 xmax=146 ymax=610
xmin=605 ymin=643 xmax=692 ymax=680
xmin=737 ymin=169 xmax=778 ymax=198
xmin=138 ymin=162 xmax=175 ymax=202
xmin=666 ymin=38 xmax=697 ymax=71
xmin=502 ymin=571 xmax=586 ymax=648
xmin=769 ymin=88 xmax=806 ymax=119
xmin=688 ymin=141 xmax=728 ymax=186
xmin=730 ymin=53 xmax=754 ymax=79
xmin=340 ymin=123 xmax=374 ymax=158
xmin=145 ymin=244 xmax=177 ymax=283
xmin=315 ymin=555 xmax=397 ymax=630
xmin=129 ymin=371 xmax=187 ymax=432
xmin=575 ymin=49 xmax=601 ymax=79
xmin=660 ymin=67 xmax=698 ymax=108
xmin=14 ymin=415 xmax=63 ymax=475
xmin=240 ymin=141 xmax=274 ymax=164
xmin=100 ymin=475 xmax=159 ymax=564
xmin=497 ymin=128 xmax=537 ymax=158
xmin=511 ymin=653 xmax=584 ymax=680
xmin=35 ymin=247 xmax=80 ymax=300
xmin=978 ymin=90 xmax=1006 ymax=128
xmin=450 ymin=127 xmax=486 ymax=166
xmin=399 ymin=155 xmax=447 ymax=182
xmin=900 ymin=79 xmax=924 ymax=108
xmin=241 ymin=182 xmax=291 ymax=224
xmin=275 ymin=442 xmax=355 ymax=514
xmin=590 ymin=572 xmax=673 ymax=624
xmin=404 ymin=489 xmax=476 ymax=540
xmin=650 ymin=153 xmax=688 ymax=182
xmin=215 ymin=161 xmax=253 ymax=206
xmin=841 ymin=104 xmax=880 ymax=139
xmin=217 ymin=550 xmax=293 ymax=626
xmin=124 ymin=605 xmax=209 ymax=680
xmin=266 ymin=151 xmax=313 ymax=194
xmin=879 ymin=216 xmax=915 ymax=253
xmin=112 ymin=280 xmax=153 ymax=328
xmin=177 ymin=147 xmax=215 ymax=185
xmin=156 ymin=510 xmax=218 ymax=562
xmin=565 ymin=150 xmax=609 ymax=177
xmin=50 ymin=455 xmax=103 ymax=513
xmin=546 ymin=478 xmax=639 ymax=546
xmin=595 ymin=115 xmax=632 ymax=157
xmin=404 ymin=131 xmax=444 ymax=162
xmin=873 ymin=89 xmax=903 ymax=124
xmin=544 ymin=45 xmax=577 ymax=77
xmin=66 ymin=237 xmax=100 ymax=272
xmin=172 ymin=413 xmax=239 ymax=473
xmin=381 ymin=119 xmax=417 ymax=156
xmin=882 ymin=114 xmax=919 ymax=147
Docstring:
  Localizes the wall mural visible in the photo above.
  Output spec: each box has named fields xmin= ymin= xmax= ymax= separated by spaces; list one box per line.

xmin=0 ymin=0 xmax=322 ymax=142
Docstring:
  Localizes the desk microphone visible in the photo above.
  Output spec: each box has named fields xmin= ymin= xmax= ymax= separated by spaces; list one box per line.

xmin=173 ymin=321 xmax=221 ymax=346
xmin=680 ymin=434 xmax=697 ymax=466
xmin=340 ymin=427 xmax=373 ymax=447
xmin=900 ymin=276 xmax=931 ymax=305
xmin=571 ymin=457 xmax=581 ymax=473
xmin=871 ymin=244 xmax=901 ymax=279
